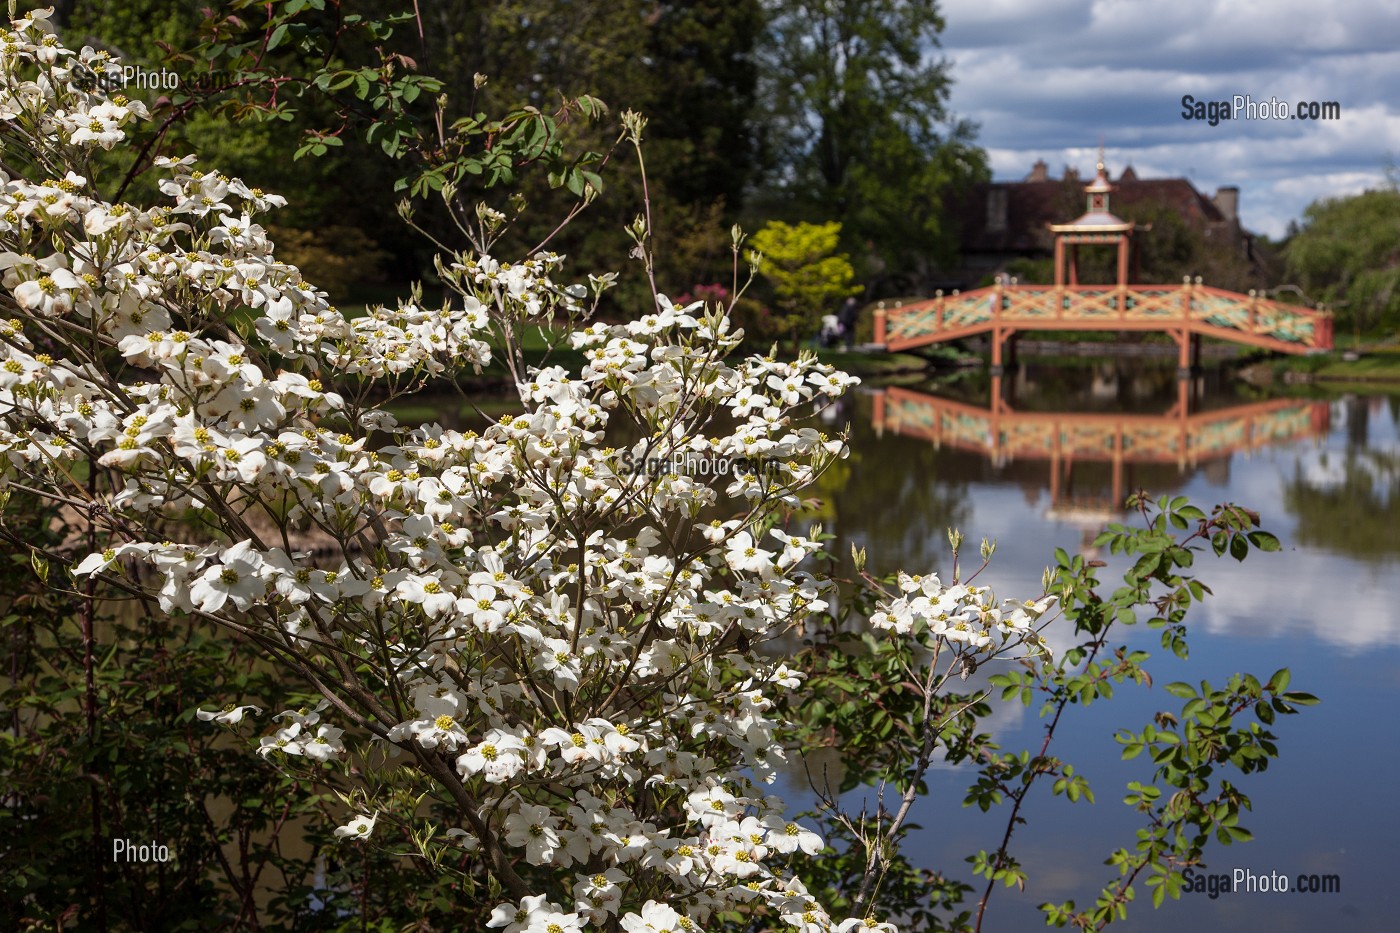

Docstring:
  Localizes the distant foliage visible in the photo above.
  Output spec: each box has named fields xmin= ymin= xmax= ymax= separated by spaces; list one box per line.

xmin=1285 ymin=185 xmax=1400 ymax=336
xmin=265 ymin=224 xmax=389 ymax=302
xmin=757 ymin=0 xmax=988 ymax=284
xmin=750 ymin=220 xmax=861 ymax=349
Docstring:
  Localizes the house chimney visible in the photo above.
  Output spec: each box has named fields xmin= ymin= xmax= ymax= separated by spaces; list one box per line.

xmin=1026 ymin=159 xmax=1049 ymax=182
xmin=1214 ymin=185 xmax=1239 ymax=223
xmin=1062 ymin=165 xmax=1079 ymax=183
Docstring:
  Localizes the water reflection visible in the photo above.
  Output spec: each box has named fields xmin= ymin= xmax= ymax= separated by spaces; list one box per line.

xmin=812 ymin=364 xmax=1400 ymax=931
xmin=824 ymin=363 xmax=1336 ymax=584
xmin=871 ymin=378 xmax=1330 ymax=523
xmin=1284 ymin=396 xmax=1400 ymax=560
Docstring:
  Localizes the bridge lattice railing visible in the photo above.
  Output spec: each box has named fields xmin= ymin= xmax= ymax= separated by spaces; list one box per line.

xmin=880 ymin=284 xmax=1333 ymax=353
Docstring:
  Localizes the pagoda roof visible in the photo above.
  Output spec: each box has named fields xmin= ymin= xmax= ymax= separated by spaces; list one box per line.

xmin=1049 ymin=210 xmax=1133 ymax=233
xmin=1051 ymin=155 xmax=1132 ymax=232
xmin=1084 ymin=162 xmax=1114 ymax=193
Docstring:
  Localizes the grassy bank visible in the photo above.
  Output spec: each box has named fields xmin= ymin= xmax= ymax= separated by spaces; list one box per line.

xmin=1260 ymin=345 xmax=1400 ymax=384
xmin=812 ymin=348 xmax=944 ymax=378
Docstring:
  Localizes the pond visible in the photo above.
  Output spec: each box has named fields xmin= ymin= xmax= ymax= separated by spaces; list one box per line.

xmin=816 ymin=360 xmax=1399 ymax=931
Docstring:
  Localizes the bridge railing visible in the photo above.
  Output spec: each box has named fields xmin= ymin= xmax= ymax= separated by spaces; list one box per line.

xmin=878 ymin=283 xmax=1333 ymax=353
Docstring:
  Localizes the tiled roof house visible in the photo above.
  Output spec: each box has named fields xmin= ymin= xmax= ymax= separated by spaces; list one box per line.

xmin=952 ymin=158 xmax=1254 ymax=288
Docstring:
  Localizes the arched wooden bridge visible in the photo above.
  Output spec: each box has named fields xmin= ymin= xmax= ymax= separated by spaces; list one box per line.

xmin=873 ymin=282 xmax=1334 ymax=370
xmin=872 ymin=386 xmax=1330 ymax=515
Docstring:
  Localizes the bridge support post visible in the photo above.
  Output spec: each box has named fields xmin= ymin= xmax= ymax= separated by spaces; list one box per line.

xmin=990 ymin=326 xmax=1005 ymax=376
xmin=1175 ymin=328 xmax=1199 ymax=380
xmin=874 ymin=307 xmax=887 ymax=347
xmin=1174 ymin=377 xmax=1197 ymax=417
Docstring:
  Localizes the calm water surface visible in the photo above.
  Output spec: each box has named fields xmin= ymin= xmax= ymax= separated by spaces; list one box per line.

xmin=818 ymin=362 xmax=1399 ymax=931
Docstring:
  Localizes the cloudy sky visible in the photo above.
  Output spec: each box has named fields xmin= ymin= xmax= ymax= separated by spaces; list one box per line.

xmin=936 ymin=0 xmax=1400 ymax=238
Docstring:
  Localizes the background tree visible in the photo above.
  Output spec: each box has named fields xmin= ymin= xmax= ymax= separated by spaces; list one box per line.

xmin=49 ymin=0 xmax=429 ymax=296
xmin=50 ymin=0 xmax=995 ymax=311
xmin=1285 ymin=184 xmax=1400 ymax=339
xmin=41 ymin=0 xmax=761 ymax=308
xmin=386 ymin=0 xmax=767 ymax=305
xmin=751 ymin=220 xmax=862 ymax=350
xmin=755 ymin=0 xmax=988 ymax=292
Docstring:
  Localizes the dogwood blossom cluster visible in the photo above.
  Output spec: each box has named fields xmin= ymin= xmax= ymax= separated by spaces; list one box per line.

xmin=869 ymin=572 xmax=1055 ymax=657
xmin=0 ymin=13 xmax=1050 ymax=932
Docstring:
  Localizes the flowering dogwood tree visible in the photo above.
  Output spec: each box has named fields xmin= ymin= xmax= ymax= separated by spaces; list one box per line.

xmin=0 ymin=10 xmax=1065 ymax=930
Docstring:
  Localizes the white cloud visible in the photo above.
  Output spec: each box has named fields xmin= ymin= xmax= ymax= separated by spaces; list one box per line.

xmin=937 ymin=0 xmax=1400 ymax=236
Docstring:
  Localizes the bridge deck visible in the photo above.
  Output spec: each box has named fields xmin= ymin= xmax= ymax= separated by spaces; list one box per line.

xmin=875 ymin=283 xmax=1333 ymax=357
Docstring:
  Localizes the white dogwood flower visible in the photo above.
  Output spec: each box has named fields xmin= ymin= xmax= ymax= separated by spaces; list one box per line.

xmin=333 ymin=813 xmax=377 ymax=840
xmin=189 ymin=540 xmax=267 ymax=612
xmin=196 ymin=704 xmax=261 ymax=725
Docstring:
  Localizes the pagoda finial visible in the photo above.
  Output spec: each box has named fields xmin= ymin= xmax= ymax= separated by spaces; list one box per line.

xmin=1097 ymin=140 xmax=1105 ymax=173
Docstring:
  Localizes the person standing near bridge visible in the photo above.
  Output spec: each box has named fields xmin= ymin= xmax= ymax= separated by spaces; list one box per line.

xmin=839 ymin=295 xmax=860 ymax=349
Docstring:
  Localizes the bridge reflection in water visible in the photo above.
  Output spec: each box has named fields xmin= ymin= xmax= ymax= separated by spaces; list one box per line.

xmin=870 ymin=381 xmax=1331 ymax=523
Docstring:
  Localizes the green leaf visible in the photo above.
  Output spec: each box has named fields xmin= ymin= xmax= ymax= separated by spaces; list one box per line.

xmin=1165 ymin=682 xmax=1197 ymax=699
xmin=1229 ymin=534 xmax=1249 ymax=561
xmin=1280 ymin=691 xmax=1320 ymax=707
xmin=1247 ymin=531 xmax=1281 ymax=552
xmin=266 ymin=23 xmax=289 ymax=51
